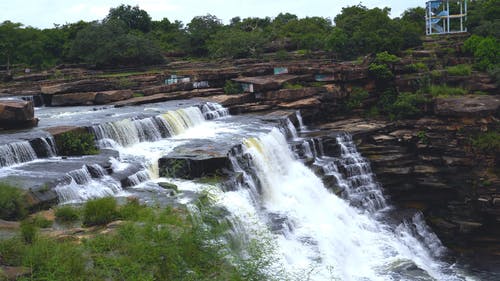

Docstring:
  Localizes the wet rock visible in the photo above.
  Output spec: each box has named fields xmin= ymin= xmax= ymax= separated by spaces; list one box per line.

xmin=0 ymin=99 xmax=38 ymax=129
xmin=159 ymin=141 xmax=233 ymax=179
xmin=158 ymin=182 xmax=179 ymax=192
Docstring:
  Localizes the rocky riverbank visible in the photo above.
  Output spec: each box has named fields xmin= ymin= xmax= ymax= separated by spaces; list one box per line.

xmin=0 ymin=34 xmax=498 ymax=270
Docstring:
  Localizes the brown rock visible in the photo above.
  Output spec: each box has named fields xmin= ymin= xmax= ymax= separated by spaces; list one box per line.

xmin=51 ymin=92 xmax=97 ymax=106
xmin=0 ymin=99 xmax=38 ymax=129
xmin=434 ymin=95 xmax=500 ymax=117
xmin=94 ymin=90 xmax=133 ymax=104
xmin=41 ymin=79 xmax=115 ymax=95
xmin=258 ymin=87 xmax=321 ymax=101
xmin=201 ymin=93 xmax=254 ymax=107
xmin=0 ymin=219 xmax=20 ymax=230
xmin=0 ymin=266 xmax=30 ymax=280
xmin=278 ymin=97 xmax=321 ymax=109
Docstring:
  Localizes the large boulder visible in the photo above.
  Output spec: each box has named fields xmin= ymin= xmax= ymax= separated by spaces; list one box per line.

xmin=159 ymin=141 xmax=234 ymax=179
xmin=0 ymin=99 xmax=38 ymax=129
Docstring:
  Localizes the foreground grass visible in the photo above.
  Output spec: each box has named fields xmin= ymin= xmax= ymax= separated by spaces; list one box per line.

xmin=0 ymin=197 xmax=267 ymax=281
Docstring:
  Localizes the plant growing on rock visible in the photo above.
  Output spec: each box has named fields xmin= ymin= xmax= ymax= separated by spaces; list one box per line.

xmin=223 ymin=80 xmax=243 ymax=94
xmin=56 ymin=131 xmax=99 ymax=156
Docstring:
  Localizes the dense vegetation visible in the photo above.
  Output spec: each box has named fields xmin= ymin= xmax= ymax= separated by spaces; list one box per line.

xmin=55 ymin=131 xmax=99 ymax=156
xmin=0 ymin=4 xmax=426 ymax=70
xmin=0 ymin=196 xmax=275 ymax=280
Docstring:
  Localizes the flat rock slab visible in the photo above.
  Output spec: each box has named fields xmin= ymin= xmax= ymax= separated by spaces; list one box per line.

xmin=317 ymin=118 xmax=392 ymax=137
xmin=435 ymin=95 xmax=500 ymax=117
xmin=159 ymin=139 xmax=234 ymax=179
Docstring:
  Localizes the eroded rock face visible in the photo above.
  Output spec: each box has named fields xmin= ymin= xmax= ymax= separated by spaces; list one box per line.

xmin=0 ymin=99 xmax=38 ymax=129
xmin=435 ymin=95 xmax=500 ymax=117
xmin=41 ymin=79 xmax=116 ymax=95
xmin=322 ymin=116 xmax=500 ymax=266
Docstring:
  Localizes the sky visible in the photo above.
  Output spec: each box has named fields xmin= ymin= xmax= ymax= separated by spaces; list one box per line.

xmin=1 ymin=0 xmax=424 ymax=29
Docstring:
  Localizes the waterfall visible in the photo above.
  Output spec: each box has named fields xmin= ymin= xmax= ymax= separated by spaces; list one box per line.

xmin=91 ymin=105 xmax=207 ymax=147
xmin=55 ymin=164 xmax=122 ymax=203
xmin=221 ymin=128 xmax=465 ymax=281
xmin=41 ymin=136 xmax=57 ymax=157
xmin=200 ymin=102 xmax=230 ymax=120
xmin=0 ymin=141 xmax=38 ymax=167
xmin=315 ymin=133 xmax=388 ymax=213
xmin=295 ymin=110 xmax=308 ymax=131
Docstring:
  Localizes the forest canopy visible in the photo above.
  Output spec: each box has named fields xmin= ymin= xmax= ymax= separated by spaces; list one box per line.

xmin=0 ymin=1 xmax=497 ymax=69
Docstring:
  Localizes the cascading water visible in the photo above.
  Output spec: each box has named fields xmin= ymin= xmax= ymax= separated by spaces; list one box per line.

xmin=317 ymin=133 xmax=388 ymax=213
xmin=200 ymin=102 xmax=230 ymax=120
xmin=54 ymin=103 xmax=226 ymax=203
xmin=0 ymin=141 xmax=38 ymax=167
xmin=220 ymin=127 xmax=469 ymax=281
xmin=91 ymin=106 xmax=206 ymax=147
xmin=9 ymin=98 xmax=481 ymax=279
xmin=55 ymin=164 xmax=122 ymax=203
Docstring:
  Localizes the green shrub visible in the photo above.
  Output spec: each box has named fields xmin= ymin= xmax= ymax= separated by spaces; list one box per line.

xmin=82 ymin=197 xmax=119 ymax=227
xmin=463 ymin=35 xmax=500 ymax=71
xmin=446 ymin=64 xmax=472 ymax=76
xmin=0 ymin=238 xmax=26 ymax=266
xmin=23 ymin=237 xmax=86 ymax=280
xmin=387 ymin=92 xmax=427 ymax=119
xmin=346 ymin=87 xmax=369 ymax=110
xmin=373 ymin=51 xmax=400 ymax=64
xmin=55 ymin=206 xmax=80 ymax=223
xmin=431 ymin=69 xmax=443 ymax=79
xmin=132 ymin=92 xmax=144 ymax=98
xmin=223 ymin=80 xmax=243 ymax=94
xmin=405 ymin=62 xmax=428 ymax=73
xmin=275 ymin=49 xmax=290 ymax=61
xmin=29 ymin=215 xmax=53 ymax=228
xmin=56 ymin=131 xmax=99 ymax=156
xmin=0 ymin=183 xmax=27 ymax=221
xmin=368 ymin=63 xmax=394 ymax=81
xmin=283 ymin=82 xmax=304 ymax=90
xmin=20 ymin=220 xmax=38 ymax=244
xmin=429 ymin=85 xmax=468 ymax=96
xmin=118 ymin=198 xmax=153 ymax=221
xmin=472 ymin=131 xmax=500 ymax=153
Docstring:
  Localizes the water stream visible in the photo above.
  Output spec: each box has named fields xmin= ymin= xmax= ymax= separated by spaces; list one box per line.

xmin=0 ymin=102 xmax=484 ymax=280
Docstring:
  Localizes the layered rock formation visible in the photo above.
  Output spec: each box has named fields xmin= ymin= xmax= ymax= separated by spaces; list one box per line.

xmin=0 ymin=99 xmax=38 ymax=129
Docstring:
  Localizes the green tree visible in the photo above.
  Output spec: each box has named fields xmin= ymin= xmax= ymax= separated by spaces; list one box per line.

xmin=187 ymin=14 xmax=223 ymax=56
xmin=0 ymin=21 xmax=23 ymax=72
xmin=208 ymin=28 xmax=266 ymax=58
xmin=105 ymin=4 xmax=152 ymax=33
xmin=69 ymin=21 xmax=164 ymax=68
xmin=150 ymin=18 xmax=189 ymax=54
xmin=327 ymin=5 xmax=418 ymax=59
xmin=467 ymin=0 xmax=500 ymax=37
